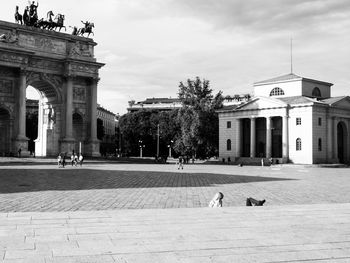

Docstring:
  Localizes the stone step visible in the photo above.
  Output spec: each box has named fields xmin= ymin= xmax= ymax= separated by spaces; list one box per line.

xmin=1 ymin=203 xmax=350 ymax=262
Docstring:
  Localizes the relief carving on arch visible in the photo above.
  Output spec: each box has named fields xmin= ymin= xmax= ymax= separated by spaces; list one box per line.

xmin=68 ymin=42 xmax=93 ymax=58
xmin=0 ymin=79 xmax=13 ymax=95
xmin=73 ymin=86 xmax=86 ymax=102
xmin=71 ymin=63 xmax=98 ymax=74
xmin=0 ymin=53 xmax=28 ymax=65
xmin=28 ymin=58 xmax=64 ymax=72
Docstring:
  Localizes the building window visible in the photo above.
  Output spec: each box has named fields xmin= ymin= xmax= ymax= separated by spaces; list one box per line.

xmin=227 ymin=139 xmax=231 ymax=151
xmin=312 ymin=87 xmax=321 ymax=98
xmin=318 ymin=118 xmax=322 ymax=126
xmin=318 ymin=138 xmax=322 ymax=151
xmin=270 ymin=87 xmax=285 ymax=96
xmin=296 ymin=118 xmax=301 ymax=125
xmin=227 ymin=121 xmax=231 ymax=128
xmin=296 ymin=138 xmax=302 ymax=151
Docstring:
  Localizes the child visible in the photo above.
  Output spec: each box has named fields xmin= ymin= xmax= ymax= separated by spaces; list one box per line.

xmin=209 ymin=192 xmax=224 ymax=207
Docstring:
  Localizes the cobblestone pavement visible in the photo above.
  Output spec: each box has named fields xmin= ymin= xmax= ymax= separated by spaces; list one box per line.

xmin=0 ymin=163 xmax=349 ymax=212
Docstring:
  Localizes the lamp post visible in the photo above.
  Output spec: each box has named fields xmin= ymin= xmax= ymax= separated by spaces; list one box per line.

xmin=167 ymin=140 xmax=173 ymax=158
xmin=156 ymin=124 xmax=160 ymax=159
xmin=139 ymin=140 xmax=145 ymax=158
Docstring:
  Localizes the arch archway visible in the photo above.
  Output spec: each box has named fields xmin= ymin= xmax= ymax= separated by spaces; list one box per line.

xmin=0 ymin=22 xmax=104 ymax=157
xmin=0 ymin=107 xmax=12 ymax=155
xmin=337 ymin=121 xmax=348 ymax=163
xmin=26 ymin=79 xmax=60 ymax=157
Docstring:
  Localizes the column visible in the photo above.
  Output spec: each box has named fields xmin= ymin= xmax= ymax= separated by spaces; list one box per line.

xmin=250 ymin=117 xmax=256 ymax=158
xmin=266 ymin=117 xmax=272 ymax=158
xmin=333 ymin=117 xmax=338 ymax=161
xmin=90 ymin=78 xmax=98 ymax=141
xmin=282 ymin=115 xmax=289 ymax=160
xmin=327 ymin=117 xmax=333 ymax=161
xmin=17 ymin=70 xmax=27 ymax=140
xmin=235 ymin=119 xmax=241 ymax=157
xmin=64 ymin=76 xmax=73 ymax=139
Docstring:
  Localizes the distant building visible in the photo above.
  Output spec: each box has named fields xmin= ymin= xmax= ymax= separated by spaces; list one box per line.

xmin=127 ymin=97 xmax=182 ymax=112
xmin=223 ymin=94 xmax=251 ymax=106
xmin=217 ymin=73 xmax=350 ymax=164
xmin=97 ymin=104 xmax=117 ymax=141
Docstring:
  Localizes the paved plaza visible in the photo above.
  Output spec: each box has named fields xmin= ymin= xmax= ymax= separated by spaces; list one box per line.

xmin=0 ymin=160 xmax=350 ymax=262
xmin=0 ymin=161 xmax=349 ymax=212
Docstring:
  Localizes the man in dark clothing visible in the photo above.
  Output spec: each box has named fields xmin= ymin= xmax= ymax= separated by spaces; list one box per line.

xmin=246 ymin=197 xmax=266 ymax=206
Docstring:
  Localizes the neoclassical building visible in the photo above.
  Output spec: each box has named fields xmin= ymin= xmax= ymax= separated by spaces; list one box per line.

xmin=218 ymin=73 xmax=350 ymax=164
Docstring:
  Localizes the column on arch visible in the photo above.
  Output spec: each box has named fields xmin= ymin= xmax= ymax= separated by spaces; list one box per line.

xmin=235 ymin=118 xmax=241 ymax=157
xmin=250 ymin=117 xmax=256 ymax=158
xmin=282 ymin=115 xmax=289 ymax=160
xmin=89 ymin=78 xmax=98 ymax=141
xmin=64 ymin=75 xmax=74 ymax=139
xmin=17 ymin=70 xmax=27 ymax=140
xmin=266 ymin=116 xmax=272 ymax=158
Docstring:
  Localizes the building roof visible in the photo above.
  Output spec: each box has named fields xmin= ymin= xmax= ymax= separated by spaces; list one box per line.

xmin=254 ymin=73 xmax=333 ymax=87
xmin=141 ymin=98 xmax=180 ymax=104
xmin=219 ymin=104 xmax=241 ymax=111
xmin=277 ymin=96 xmax=324 ymax=105
xmin=321 ymin=96 xmax=347 ymax=105
xmin=254 ymin=73 xmax=302 ymax=85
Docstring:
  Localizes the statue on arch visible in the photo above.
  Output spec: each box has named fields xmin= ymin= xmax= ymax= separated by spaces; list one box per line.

xmin=0 ymin=29 xmax=19 ymax=44
xmin=77 ymin=20 xmax=94 ymax=37
xmin=14 ymin=6 xmax=23 ymax=24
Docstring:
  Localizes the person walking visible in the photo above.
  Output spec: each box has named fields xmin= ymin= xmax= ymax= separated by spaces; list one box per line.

xmin=78 ymin=154 xmax=84 ymax=166
xmin=57 ymin=154 xmax=62 ymax=168
xmin=178 ymin=156 xmax=184 ymax=170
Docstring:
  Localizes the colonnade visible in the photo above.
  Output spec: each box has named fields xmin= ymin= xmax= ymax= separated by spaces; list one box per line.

xmin=235 ymin=116 xmax=289 ymax=160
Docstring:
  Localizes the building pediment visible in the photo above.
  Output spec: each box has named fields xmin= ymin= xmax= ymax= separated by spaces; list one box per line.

xmin=329 ymin=96 xmax=350 ymax=110
xmin=236 ymin=96 xmax=287 ymax=111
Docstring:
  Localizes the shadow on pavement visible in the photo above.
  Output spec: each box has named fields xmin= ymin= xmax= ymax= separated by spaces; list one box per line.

xmin=0 ymin=169 xmax=295 ymax=193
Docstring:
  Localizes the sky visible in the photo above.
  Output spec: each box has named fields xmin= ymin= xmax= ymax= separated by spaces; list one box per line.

xmin=2 ymin=0 xmax=350 ymax=115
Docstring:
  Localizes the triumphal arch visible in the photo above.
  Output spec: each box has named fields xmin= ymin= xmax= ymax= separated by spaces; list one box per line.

xmin=0 ymin=20 xmax=104 ymax=157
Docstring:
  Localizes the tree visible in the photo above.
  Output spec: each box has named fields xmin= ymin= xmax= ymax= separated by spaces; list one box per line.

xmin=119 ymin=109 xmax=181 ymax=157
xmin=177 ymin=77 xmax=224 ymax=158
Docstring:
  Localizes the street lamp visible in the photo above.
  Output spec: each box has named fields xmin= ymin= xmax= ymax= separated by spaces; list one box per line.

xmin=167 ymin=140 xmax=173 ymax=158
xmin=139 ymin=140 xmax=145 ymax=158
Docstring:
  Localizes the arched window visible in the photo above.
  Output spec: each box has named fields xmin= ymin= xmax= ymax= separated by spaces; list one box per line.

xmin=296 ymin=138 xmax=302 ymax=151
xmin=312 ymin=87 xmax=321 ymax=98
xmin=227 ymin=139 xmax=231 ymax=151
xmin=318 ymin=138 xmax=322 ymax=151
xmin=270 ymin=87 xmax=285 ymax=96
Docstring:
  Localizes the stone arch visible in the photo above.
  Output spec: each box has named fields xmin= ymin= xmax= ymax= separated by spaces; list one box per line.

xmin=337 ymin=121 xmax=348 ymax=163
xmin=0 ymin=107 xmax=12 ymax=155
xmin=0 ymin=21 xmax=104 ymax=157
xmin=25 ymin=77 xmax=63 ymax=157
xmin=27 ymin=73 xmax=63 ymax=103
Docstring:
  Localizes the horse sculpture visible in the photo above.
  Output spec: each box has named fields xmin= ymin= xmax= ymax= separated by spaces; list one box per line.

xmin=52 ymin=14 xmax=66 ymax=32
xmin=15 ymin=6 xmax=23 ymax=24
xmin=78 ymin=22 xmax=94 ymax=37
